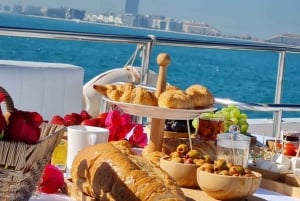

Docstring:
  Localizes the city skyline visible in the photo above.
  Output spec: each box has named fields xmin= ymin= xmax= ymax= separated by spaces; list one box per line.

xmin=1 ymin=0 xmax=299 ymax=38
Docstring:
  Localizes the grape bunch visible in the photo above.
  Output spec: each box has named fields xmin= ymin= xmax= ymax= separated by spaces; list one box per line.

xmin=215 ymin=104 xmax=249 ymax=134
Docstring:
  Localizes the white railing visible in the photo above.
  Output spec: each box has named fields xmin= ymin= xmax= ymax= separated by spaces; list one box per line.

xmin=1 ymin=26 xmax=300 ymax=137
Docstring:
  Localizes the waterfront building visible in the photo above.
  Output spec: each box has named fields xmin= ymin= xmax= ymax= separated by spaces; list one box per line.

xmin=182 ymin=21 xmax=220 ymax=36
xmin=265 ymin=33 xmax=300 ymax=46
xmin=125 ymin=0 xmax=139 ymax=14
xmin=12 ymin=5 xmax=22 ymax=14
xmin=24 ymin=6 xmax=43 ymax=16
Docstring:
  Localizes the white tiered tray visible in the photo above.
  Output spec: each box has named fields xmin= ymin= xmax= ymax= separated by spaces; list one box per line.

xmin=103 ymin=96 xmax=216 ymax=120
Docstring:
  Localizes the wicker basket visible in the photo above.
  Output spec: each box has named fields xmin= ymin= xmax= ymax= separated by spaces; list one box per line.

xmin=0 ymin=86 xmax=65 ymax=201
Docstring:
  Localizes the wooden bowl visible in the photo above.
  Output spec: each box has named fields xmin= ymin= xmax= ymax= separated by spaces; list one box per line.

xmin=197 ymin=169 xmax=262 ymax=200
xmin=160 ymin=156 xmax=198 ymax=188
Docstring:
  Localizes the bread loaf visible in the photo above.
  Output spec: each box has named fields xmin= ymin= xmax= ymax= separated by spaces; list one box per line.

xmin=185 ymin=84 xmax=215 ymax=108
xmin=158 ymin=90 xmax=194 ymax=109
xmin=71 ymin=141 xmax=185 ymax=201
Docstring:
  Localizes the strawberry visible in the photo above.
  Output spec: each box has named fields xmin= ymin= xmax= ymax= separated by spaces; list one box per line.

xmin=81 ymin=118 xmax=99 ymax=127
xmin=70 ymin=113 xmax=82 ymax=123
xmin=64 ymin=114 xmax=80 ymax=126
xmin=50 ymin=115 xmax=65 ymax=125
xmin=80 ymin=110 xmax=91 ymax=121
xmin=97 ymin=112 xmax=108 ymax=127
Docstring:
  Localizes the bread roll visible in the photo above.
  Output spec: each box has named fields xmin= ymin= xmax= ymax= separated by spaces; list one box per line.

xmin=71 ymin=142 xmax=185 ymax=201
xmin=185 ymin=84 xmax=215 ymax=108
xmin=158 ymin=90 xmax=194 ymax=109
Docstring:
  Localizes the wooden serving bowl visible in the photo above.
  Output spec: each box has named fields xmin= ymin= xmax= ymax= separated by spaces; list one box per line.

xmin=197 ymin=169 xmax=262 ymax=200
xmin=160 ymin=156 xmax=198 ymax=188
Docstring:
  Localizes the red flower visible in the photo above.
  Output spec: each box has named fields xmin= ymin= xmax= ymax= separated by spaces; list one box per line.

xmin=132 ymin=125 xmax=148 ymax=147
xmin=39 ymin=164 xmax=64 ymax=194
xmin=0 ymin=92 xmax=7 ymax=139
xmin=105 ymin=110 xmax=121 ymax=128
xmin=6 ymin=110 xmax=44 ymax=144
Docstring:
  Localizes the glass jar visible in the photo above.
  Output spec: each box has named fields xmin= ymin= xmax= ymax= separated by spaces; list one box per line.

xmin=216 ymin=128 xmax=251 ymax=168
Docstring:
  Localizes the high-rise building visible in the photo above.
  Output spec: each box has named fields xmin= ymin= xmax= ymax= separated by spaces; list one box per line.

xmin=125 ymin=0 xmax=139 ymax=14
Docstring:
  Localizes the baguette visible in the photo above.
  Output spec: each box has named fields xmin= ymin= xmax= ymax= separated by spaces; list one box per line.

xmin=71 ymin=142 xmax=185 ymax=201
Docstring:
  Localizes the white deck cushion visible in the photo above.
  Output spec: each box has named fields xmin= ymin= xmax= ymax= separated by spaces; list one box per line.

xmin=0 ymin=60 xmax=84 ymax=121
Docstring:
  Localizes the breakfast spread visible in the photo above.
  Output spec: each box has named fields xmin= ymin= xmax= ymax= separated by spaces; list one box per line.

xmin=57 ymin=53 xmax=299 ymax=201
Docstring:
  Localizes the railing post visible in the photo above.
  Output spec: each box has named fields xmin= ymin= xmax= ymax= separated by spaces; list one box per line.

xmin=272 ymin=51 xmax=286 ymax=138
xmin=140 ymin=35 xmax=156 ymax=85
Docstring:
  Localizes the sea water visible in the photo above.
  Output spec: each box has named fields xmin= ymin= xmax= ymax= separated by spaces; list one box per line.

xmin=0 ymin=13 xmax=299 ymax=119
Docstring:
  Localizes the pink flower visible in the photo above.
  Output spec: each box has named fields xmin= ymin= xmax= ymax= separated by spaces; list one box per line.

xmin=103 ymin=110 xmax=148 ymax=148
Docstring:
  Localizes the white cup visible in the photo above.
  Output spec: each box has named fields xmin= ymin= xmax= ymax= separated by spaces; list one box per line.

xmin=66 ymin=125 xmax=109 ymax=175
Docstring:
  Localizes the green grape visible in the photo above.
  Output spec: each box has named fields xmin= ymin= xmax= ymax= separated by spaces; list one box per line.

xmin=200 ymin=112 xmax=214 ymax=119
xmin=224 ymin=120 xmax=233 ymax=132
xmin=212 ymin=113 xmax=223 ymax=119
xmin=239 ymin=113 xmax=248 ymax=119
xmin=221 ymin=111 xmax=230 ymax=120
xmin=192 ymin=118 xmax=199 ymax=129
xmin=240 ymin=123 xmax=249 ymax=134
xmin=221 ymin=107 xmax=230 ymax=113
xmin=230 ymin=117 xmax=239 ymax=124
xmin=230 ymin=108 xmax=240 ymax=119
xmin=218 ymin=105 xmax=250 ymax=134
xmin=227 ymin=104 xmax=237 ymax=111
xmin=238 ymin=118 xmax=247 ymax=124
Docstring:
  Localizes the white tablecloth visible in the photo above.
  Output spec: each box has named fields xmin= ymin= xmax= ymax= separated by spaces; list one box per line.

xmin=253 ymin=188 xmax=300 ymax=201
xmin=29 ymin=188 xmax=300 ymax=201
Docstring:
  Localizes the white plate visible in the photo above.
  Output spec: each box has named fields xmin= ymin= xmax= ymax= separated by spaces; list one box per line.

xmin=103 ymin=97 xmax=216 ymax=120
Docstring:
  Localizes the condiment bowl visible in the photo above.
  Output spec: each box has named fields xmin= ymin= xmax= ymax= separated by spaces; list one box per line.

xmin=160 ymin=156 xmax=198 ymax=188
xmin=197 ymin=169 xmax=262 ymax=200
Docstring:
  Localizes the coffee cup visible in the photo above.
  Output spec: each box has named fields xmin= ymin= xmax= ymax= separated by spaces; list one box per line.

xmin=66 ymin=125 xmax=109 ymax=175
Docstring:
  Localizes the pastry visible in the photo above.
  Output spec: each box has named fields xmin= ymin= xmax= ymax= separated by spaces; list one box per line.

xmin=185 ymin=84 xmax=215 ymax=108
xmin=158 ymin=90 xmax=194 ymax=109
xmin=93 ymin=83 xmax=157 ymax=106
xmin=94 ymin=82 xmax=214 ymax=109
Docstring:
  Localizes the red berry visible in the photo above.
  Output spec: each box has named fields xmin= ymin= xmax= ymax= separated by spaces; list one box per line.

xmin=50 ymin=115 xmax=65 ymax=125
xmin=70 ymin=113 xmax=82 ymax=123
xmin=64 ymin=114 xmax=80 ymax=126
xmin=81 ymin=118 xmax=99 ymax=127
xmin=80 ymin=110 xmax=92 ymax=121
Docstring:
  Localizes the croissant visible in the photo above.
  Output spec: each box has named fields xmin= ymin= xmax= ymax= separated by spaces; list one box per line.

xmin=93 ymin=83 xmax=157 ymax=106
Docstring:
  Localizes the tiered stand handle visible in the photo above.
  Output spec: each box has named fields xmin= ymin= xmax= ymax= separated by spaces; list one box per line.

xmin=147 ymin=53 xmax=170 ymax=152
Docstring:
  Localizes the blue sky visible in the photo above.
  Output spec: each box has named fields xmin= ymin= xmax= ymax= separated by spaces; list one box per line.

xmin=1 ymin=0 xmax=299 ymax=38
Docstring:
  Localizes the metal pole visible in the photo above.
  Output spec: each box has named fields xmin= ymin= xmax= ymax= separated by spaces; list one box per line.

xmin=140 ymin=35 xmax=156 ymax=85
xmin=273 ymin=51 xmax=286 ymax=138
